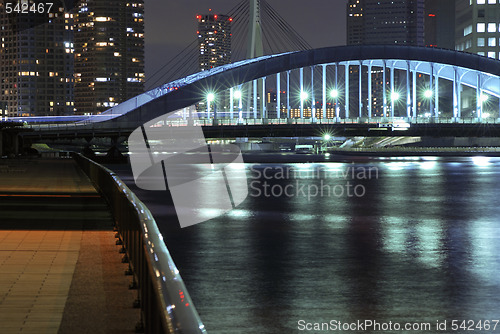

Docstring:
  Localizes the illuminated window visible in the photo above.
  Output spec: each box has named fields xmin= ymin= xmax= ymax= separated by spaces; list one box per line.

xmin=464 ymin=25 xmax=472 ymax=36
xmin=477 ymin=23 xmax=485 ymax=32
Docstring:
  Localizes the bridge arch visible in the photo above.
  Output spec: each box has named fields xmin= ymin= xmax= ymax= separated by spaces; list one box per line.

xmin=94 ymin=45 xmax=500 ymax=128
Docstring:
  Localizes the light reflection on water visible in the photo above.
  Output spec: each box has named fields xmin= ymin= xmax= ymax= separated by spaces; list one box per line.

xmin=111 ymin=157 xmax=500 ymax=334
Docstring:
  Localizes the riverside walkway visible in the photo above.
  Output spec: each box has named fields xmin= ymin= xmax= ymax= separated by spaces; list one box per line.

xmin=0 ymin=158 xmax=140 ymax=334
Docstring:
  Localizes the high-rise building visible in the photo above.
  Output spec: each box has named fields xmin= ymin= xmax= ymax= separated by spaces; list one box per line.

xmin=0 ymin=1 xmax=74 ymax=117
xmin=346 ymin=0 xmax=364 ymax=45
xmin=347 ymin=0 xmax=425 ymax=46
xmin=455 ymin=0 xmax=500 ymax=60
xmin=74 ymin=0 xmax=145 ymax=115
xmin=346 ymin=0 xmax=425 ymax=117
xmin=424 ymin=0 xmax=455 ymax=49
xmin=196 ymin=12 xmax=232 ymax=71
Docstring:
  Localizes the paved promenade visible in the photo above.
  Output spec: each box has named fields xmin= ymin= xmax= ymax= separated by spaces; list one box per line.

xmin=0 ymin=159 xmax=140 ymax=333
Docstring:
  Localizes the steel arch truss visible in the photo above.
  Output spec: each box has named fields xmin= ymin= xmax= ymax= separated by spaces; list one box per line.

xmin=91 ymin=45 xmax=500 ymax=128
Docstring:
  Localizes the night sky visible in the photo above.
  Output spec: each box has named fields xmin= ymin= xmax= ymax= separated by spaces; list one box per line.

xmin=144 ymin=0 xmax=348 ymax=83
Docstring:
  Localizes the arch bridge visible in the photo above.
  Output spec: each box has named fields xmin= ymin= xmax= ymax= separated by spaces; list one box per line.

xmin=15 ymin=45 xmax=500 ymax=140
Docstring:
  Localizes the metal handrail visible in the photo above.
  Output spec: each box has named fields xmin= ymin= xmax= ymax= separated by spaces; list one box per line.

xmin=72 ymin=153 xmax=206 ymax=334
xmin=21 ymin=116 xmax=500 ymax=131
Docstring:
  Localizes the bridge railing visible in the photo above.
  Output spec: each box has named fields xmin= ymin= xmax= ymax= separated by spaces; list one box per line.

xmin=71 ymin=153 xmax=206 ymax=334
xmin=21 ymin=116 xmax=500 ymax=131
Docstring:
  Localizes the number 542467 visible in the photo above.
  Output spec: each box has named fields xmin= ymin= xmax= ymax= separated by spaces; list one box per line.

xmin=5 ymin=2 xmax=53 ymax=14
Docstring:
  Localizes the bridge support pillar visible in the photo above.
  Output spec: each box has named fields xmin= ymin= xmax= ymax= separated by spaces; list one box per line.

xmin=359 ymin=61 xmax=363 ymax=118
xmin=105 ymin=136 xmax=125 ymax=160
xmin=83 ymin=136 xmax=96 ymax=159
xmin=311 ymin=66 xmax=316 ymax=120
xmin=286 ymin=70 xmax=291 ymax=119
xmin=322 ymin=64 xmax=326 ymax=119
xmin=262 ymin=77 xmax=267 ymax=119
xmin=406 ymin=61 xmax=411 ymax=118
xmin=300 ymin=67 xmax=304 ymax=119
xmin=12 ymin=133 xmax=19 ymax=156
xmin=277 ymin=73 xmax=281 ymax=119
xmin=476 ymin=73 xmax=483 ymax=120
xmin=345 ymin=62 xmax=349 ymax=119
xmin=412 ymin=69 xmax=417 ymax=118
xmin=83 ymin=145 xmax=96 ymax=159
xmin=230 ymin=87 xmax=234 ymax=120
xmin=253 ymin=80 xmax=258 ymax=118
xmin=390 ymin=62 xmax=395 ymax=118
xmin=382 ymin=60 xmax=387 ymax=118
xmin=368 ymin=63 xmax=372 ymax=118
xmin=335 ymin=63 xmax=340 ymax=120
xmin=435 ymin=71 xmax=440 ymax=118
xmin=429 ymin=64 xmax=434 ymax=118
xmin=453 ymin=71 xmax=457 ymax=120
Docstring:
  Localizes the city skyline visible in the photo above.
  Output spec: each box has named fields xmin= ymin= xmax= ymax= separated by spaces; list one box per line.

xmin=74 ymin=0 xmax=145 ymax=115
xmin=2 ymin=2 xmax=500 ymax=333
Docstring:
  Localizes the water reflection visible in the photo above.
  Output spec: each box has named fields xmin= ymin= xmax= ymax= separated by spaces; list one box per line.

xmin=111 ymin=157 xmax=500 ymax=333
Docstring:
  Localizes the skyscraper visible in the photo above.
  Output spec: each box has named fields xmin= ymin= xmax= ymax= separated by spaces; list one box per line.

xmin=455 ymin=0 xmax=500 ymax=60
xmin=346 ymin=0 xmax=364 ymax=45
xmin=346 ymin=0 xmax=425 ymax=117
xmin=347 ymin=0 xmax=425 ymax=46
xmin=0 ymin=1 xmax=74 ymax=117
xmin=424 ymin=0 xmax=455 ymax=49
xmin=74 ymin=0 xmax=145 ymax=115
xmin=196 ymin=12 xmax=232 ymax=71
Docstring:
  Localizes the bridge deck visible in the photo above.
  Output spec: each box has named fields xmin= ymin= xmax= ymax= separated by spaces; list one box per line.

xmin=0 ymin=159 xmax=139 ymax=333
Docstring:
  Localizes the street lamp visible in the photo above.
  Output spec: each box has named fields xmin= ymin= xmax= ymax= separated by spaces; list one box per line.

xmin=207 ymin=93 xmax=215 ymax=118
xmin=299 ymin=91 xmax=309 ymax=119
xmin=424 ymin=89 xmax=433 ymax=99
xmin=480 ymin=93 xmax=489 ymax=103
xmin=479 ymin=93 xmax=489 ymax=120
xmin=391 ymin=91 xmax=400 ymax=101
xmin=330 ymin=89 xmax=339 ymax=99
xmin=233 ymin=90 xmax=243 ymax=121
xmin=329 ymin=89 xmax=340 ymax=119
xmin=300 ymin=91 xmax=309 ymax=101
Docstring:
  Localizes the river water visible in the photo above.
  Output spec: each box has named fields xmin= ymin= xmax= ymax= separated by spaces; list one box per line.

xmin=110 ymin=156 xmax=500 ymax=334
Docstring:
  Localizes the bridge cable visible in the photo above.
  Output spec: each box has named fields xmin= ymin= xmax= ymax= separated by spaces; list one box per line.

xmin=264 ymin=7 xmax=310 ymax=51
xmin=231 ymin=6 xmax=250 ymax=61
xmin=261 ymin=0 xmax=312 ymax=51
xmin=145 ymin=38 xmax=198 ymax=89
xmin=145 ymin=0 xmax=247 ymax=88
